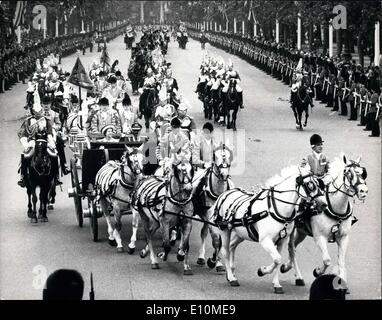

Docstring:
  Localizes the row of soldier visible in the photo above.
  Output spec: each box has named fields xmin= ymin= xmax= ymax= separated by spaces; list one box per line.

xmin=0 ymin=23 xmax=129 ymax=95
xmin=191 ymin=28 xmax=381 ymax=137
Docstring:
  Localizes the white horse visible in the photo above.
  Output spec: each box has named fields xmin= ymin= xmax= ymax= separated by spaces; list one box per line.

xmin=131 ymin=154 xmax=195 ymax=274
xmin=281 ymin=154 xmax=368 ymax=289
xmin=95 ymin=146 xmax=145 ymax=252
xmin=192 ymin=144 xmax=234 ymax=272
xmin=207 ymin=165 xmax=328 ymax=293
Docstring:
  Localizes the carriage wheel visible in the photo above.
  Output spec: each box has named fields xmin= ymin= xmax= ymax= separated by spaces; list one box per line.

xmin=90 ymin=199 xmax=99 ymax=242
xmin=70 ymin=158 xmax=83 ymax=227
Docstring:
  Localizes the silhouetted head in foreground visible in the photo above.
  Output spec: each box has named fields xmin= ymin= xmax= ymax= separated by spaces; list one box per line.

xmin=309 ymin=274 xmax=347 ymax=300
xmin=43 ymin=269 xmax=84 ymax=300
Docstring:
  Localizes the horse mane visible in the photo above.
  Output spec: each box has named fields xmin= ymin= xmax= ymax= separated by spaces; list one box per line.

xmin=264 ymin=165 xmax=304 ymax=187
xmin=327 ymin=156 xmax=345 ymax=180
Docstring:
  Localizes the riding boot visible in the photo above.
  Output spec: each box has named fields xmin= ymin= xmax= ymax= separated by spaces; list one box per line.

xmin=17 ymin=154 xmax=27 ymax=188
xmin=56 ymin=136 xmax=70 ymax=175
xmin=51 ymin=157 xmax=62 ymax=186
xmin=238 ymin=92 xmax=244 ymax=109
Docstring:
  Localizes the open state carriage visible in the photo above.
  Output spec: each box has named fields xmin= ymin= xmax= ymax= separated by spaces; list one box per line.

xmin=67 ymin=133 xmax=154 ymax=242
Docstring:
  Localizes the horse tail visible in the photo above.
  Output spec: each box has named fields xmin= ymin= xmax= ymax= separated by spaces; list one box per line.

xmin=95 ymin=161 xmax=120 ymax=195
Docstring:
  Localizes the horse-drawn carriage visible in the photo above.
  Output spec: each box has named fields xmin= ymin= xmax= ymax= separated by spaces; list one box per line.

xmin=67 ymin=135 xmax=151 ymax=241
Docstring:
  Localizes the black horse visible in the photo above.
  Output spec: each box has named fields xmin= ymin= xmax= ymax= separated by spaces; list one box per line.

xmin=195 ymin=80 xmax=213 ymax=120
xmin=222 ymin=80 xmax=241 ymax=131
xmin=128 ymin=60 xmax=145 ymax=94
xmin=139 ymin=88 xmax=158 ymax=129
xmin=290 ymin=83 xmax=313 ymax=130
xmin=23 ymin=140 xmax=57 ymax=223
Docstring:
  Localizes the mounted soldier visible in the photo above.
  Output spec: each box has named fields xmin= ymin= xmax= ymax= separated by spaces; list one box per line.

xmin=222 ymin=60 xmax=244 ymax=109
xmin=17 ymin=93 xmax=60 ymax=188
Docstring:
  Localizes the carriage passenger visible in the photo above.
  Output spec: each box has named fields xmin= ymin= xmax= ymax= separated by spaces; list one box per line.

xmin=98 ymin=125 xmax=120 ymax=143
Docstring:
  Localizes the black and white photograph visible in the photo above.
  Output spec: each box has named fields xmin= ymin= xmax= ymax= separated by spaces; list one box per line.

xmin=0 ymin=0 xmax=380 ymax=304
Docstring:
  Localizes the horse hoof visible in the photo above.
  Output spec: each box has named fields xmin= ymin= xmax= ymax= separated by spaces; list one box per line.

xmin=184 ymin=269 xmax=194 ymax=276
xmin=31 ymin=217 xmax=38 ymax=224
xmin=140 ymin=250 xmax=148 ymax=259
xmin=43 ymin=217 xmax=48 ymax=222
xmin=117 ymin=247 xmax=124 ymax=253
xmin=257 ymin=267 xmax=265 ymax=277
xmin=151 ymin=263 xmax=160 ymax=270
xmin=227 ymin=125 xmax=231 ymax=129
xmin=47 ymin=204 xmax=54 ymax=210
xmin=177 ymin=253 xmax=185 ymax=262
xmin=295 ymin=279 xmax=305 ymax=286
xmin=197 ymin=258 xmax=205 ymax=265
xmin=274 ymin=287 xmax=284 ymax=294
xmin=233 ymin=127 xmax=237 ymax=131
xmin=229 ymin=280 xmax=240 ymax=287
xmin=207 ymin=258 xmax=216 ymax=269
xmin=216 ymin=266 xmax=226 ymax=273
xmin=313 ymin=268 xmax=320 ymax=278
xmin=127 ymin=246 xmax=135 ymax=255
xmin=108 ymin=239 xmax=117 ymax=247
xmin=27 ymin=211 xmax=34 ymax=218
xmin=157 ymin=252 xmax=166 ymax=261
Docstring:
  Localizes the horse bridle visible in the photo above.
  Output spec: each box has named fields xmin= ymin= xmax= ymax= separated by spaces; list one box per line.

xmin=120 ymin=150 xmax=143 ymax=188
xmin=329 ymin=162 xmax=367 ymax=198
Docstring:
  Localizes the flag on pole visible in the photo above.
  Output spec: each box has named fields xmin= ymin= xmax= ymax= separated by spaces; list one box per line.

xmin=13 ymin=1 xmax=27 ymax=28
xmin=68 ymin=57 xmax=94 ymax=89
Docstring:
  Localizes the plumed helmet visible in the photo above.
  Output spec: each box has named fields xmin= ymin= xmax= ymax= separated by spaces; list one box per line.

xmin=310 ymin=134 xmax=324 ymax=147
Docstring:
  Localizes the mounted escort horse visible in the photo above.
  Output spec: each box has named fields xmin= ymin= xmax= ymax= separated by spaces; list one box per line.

xmin=222 ymin=78 xmax=241 ymax=131
xmin=95 ymin=145 xmax=145 ymax=253
xmin=22 ymin=137 xmax=58 ymax=223
xmin=139 ymin=84 xmax=159 ymax=130
xmin=192 ymin=144 xmax=235 ymax=272
xmin=128 ymin=53 xmax=146 ymax=95
xmin=281 ymin=154 xmax=368 ymax=290
xmin=130 ymin=153 xmax=195 ymax=274
xmin=207 ymin=165 xmax=328 ymax=293
xmin=290 ymin=78 xmax=314 ymax=130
